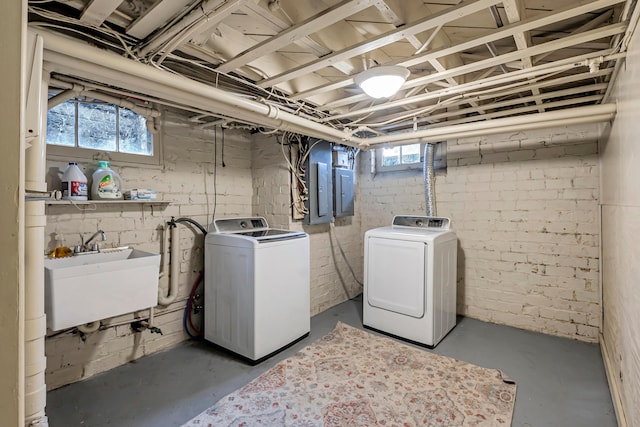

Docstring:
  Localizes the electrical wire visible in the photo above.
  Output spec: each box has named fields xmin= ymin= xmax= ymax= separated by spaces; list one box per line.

xmin=212 ymin=126 xmax=218 ymax=223
xmin=329 ymin=221 xmax=363 ymax=289
xmin=221 ymin=127 xmax=226 ymax=167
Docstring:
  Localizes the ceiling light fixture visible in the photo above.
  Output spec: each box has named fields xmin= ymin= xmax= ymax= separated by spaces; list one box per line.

xmin=355 ymin=65 xmax=410 ymax=99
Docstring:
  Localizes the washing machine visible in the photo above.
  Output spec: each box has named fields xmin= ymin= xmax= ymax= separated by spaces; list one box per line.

xmin=204 ymin=217 xmax=310 ymax=362
xmin=364 ymin=215 xmax=457 ymax=347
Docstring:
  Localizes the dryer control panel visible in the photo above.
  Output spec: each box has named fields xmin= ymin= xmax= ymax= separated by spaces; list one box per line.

xmin=392 ymin=216 xmax=451 ymax=230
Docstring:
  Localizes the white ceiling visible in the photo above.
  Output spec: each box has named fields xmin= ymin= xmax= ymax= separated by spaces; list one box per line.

xmin=28 ymin=0 xmax=637 ymax=145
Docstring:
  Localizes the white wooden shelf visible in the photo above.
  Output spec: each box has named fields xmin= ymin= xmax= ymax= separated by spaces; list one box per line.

xmin=46 ymin=200 xmax=170 ymax=206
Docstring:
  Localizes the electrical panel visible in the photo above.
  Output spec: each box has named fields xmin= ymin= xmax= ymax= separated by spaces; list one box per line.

xmin=334 ymin=168 xmax=354 ymax=217
xmin=304 ymin=140 xmax=333 ymax=224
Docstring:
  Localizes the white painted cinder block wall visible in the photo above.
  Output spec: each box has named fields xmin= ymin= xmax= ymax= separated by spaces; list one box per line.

xmin=359 ymin=125 xmax=603 ymax=343
xmin=44 ymin=110 xmax=254 ymax=389
xmin=43 ymin=111 xmax=607 ymax=390
xmin=251 ymin=134 xmax=363 ymax=315
xmin=599 ymin=15 xmax=640 ymax=425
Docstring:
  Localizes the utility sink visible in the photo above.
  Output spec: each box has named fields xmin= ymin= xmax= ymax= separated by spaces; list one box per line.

xmin=44 ymin=247 xmax=160 ymax=331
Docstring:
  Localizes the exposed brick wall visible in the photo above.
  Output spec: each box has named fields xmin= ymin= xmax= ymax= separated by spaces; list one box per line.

xmin=359 ymin=125 xmax=602 ymax=342
xmin=251 ymin=134 xmax=363 ymax=316
xmin=44 ymin=110 xmax=253 ymax=389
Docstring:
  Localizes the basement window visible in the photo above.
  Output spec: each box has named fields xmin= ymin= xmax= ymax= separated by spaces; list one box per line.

xmin=46 ymin=97 xmax=160 ymax=165
xmin=375 ymin=142 xmax=446 ymax=172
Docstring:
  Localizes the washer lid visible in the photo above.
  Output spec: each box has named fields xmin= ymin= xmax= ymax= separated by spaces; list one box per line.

xmin=211 ymin=217 xmax=306 ymax=242
xmin=392 ymin=215 xmax=450 ymax=230
xmin=234 ymin=228 xmax=306 ymax=242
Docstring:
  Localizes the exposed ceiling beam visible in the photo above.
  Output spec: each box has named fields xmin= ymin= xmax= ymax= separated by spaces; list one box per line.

xmin=376 ymin=23 xmax=625 ymax=106
xmin=501 ymin=0 xmax=544 ymax=112
xmin=373 ymin=0 xmax=422 ymax=49
xmin=426 ymin=94 xmax=604 ymax=129
xmin=256 ymin=0 xmax=502 ymax=88
xmin=375 ymin=70 xmax=612 ymax=130
xmin=217 ymin=0 xmax=378 ymax=73
xmin=291 ymin=0 xmax=624 ymax=102
xmin=326 ymin=21 xmax=623 ymax=111
xmin=156 ymin=0 xmax=248 ymax=64
xmin=239 ymin=2 xmax=353 ymax=75
xmin=534 ymin=9 xmax=615 ymax=64
xmin=380 ymin=84 xmax=608 ymax=131
xmin=126 ymin=0 xmax=194 ymax=39
xmin=79 ymin=0 xmax=123 ymax=26
xmin=323 ymin=49 xmax=621 ymax=118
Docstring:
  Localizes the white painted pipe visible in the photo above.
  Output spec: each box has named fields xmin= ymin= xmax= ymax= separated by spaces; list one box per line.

xmin=31 ymin=28 xmax=360 ymax=146
xmin=24 ymin=201 xmax=47 ymax=426
xmin=24 ymin=31 xmax=49 ymax=427
xmin=158 ymin=222 xmax=170 ymax=280
xmin=47 ymin=85 xmax=81 ymax=109
xmin=29 ymin=28 xmax=619 ymax=149
xmin=158 ymin=224 xmax=179 ymax=305
xmin=25 ymin=32 xmax=46 ymax=193
xmin=362 ymin=104 xmax=617 ymax=147
xmin=81 ymin=91 xmax=161 ymax=119
xmin=140 ymin=0 xmax=226 ymax=57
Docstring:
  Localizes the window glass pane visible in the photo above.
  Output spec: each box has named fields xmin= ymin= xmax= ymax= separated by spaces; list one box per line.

xmin=119 ymin=108 xmax=153 ymax=156
xmin=401 ymin=143 xmax=420 ymax=164
xmin=46 ymin=100 xmax=76 ymax=147
xmin=78 ymin=102 xmax=117 ymax=151
xmin=382 ymin=146 xmax=400 ymax=167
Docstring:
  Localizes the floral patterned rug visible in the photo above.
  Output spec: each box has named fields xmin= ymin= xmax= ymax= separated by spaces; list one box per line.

xmin=182 ymin=322 xmax=516 ymax=426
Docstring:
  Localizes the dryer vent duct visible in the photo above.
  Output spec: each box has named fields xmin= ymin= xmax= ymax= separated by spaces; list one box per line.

xmin=423 ymin=143 xmax=436 ymax=216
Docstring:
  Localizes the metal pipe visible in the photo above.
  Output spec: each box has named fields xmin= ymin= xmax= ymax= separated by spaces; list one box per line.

xmin=25 ymin=32 xmax=46 ymax=193
xmin=362 ymin=104 xmax=617 ymax=147
xmin=36 ymin=28 xmax=358 ymax=146
xmin=24 ymin=31 xmax=49 ymax=427
xmin=31 ymin=28 xmax=618 ymax=149
xmin=158 ymin=223 xmax=179 ymax=306
xmin=47 ymin=86 xmax=81 ymax=109
xmin=24 ymin=202 xmax=47 ymax=426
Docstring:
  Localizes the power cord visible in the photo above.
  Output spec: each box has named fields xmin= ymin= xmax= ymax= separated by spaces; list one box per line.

xmin=329 ymin=221 xmax=363 ymax=290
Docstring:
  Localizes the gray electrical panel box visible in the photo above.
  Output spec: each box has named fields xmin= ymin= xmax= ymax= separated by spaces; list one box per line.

xmin=304 ymin=140 xmax=333 ymax=224
xmin=334 ymin=168 xmax=354 ymax=217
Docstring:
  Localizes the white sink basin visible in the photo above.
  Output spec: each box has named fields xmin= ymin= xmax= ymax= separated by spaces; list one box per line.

xmin=44 ymin=248 xmax=161 ymax=331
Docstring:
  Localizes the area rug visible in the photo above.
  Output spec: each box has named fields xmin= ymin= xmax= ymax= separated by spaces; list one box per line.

xmin=183 ymin=322 xmax=516 ymax=426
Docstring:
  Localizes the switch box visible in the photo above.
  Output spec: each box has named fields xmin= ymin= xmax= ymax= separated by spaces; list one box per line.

xmin=334 ymin=168 xmax=354 ymax=217
xmin=304 ymin=140 xmax=333 ymax=224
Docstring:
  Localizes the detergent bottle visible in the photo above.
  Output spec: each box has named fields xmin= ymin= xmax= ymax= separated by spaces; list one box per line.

xmin=91 ymin=161 xmax=123 ymax=200
xmin=61 ymin=162 xmax=88 ymax=201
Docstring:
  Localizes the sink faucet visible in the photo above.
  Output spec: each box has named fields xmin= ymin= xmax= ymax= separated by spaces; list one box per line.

xmin=82 ymin=230 xmax=106 ymax=252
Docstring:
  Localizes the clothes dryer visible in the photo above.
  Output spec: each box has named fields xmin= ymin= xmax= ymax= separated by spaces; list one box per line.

xmin=364 ymin=216 xmax=457 ymax=347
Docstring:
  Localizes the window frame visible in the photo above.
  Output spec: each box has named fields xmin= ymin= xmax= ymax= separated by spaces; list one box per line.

xmin=46 ymin=97 xmax=162 ymax=167
xmin=374 ymin=142 xmax=447 ymax=173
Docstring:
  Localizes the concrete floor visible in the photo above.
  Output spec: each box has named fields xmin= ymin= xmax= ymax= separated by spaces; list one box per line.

xmin=47 ymin=295 xmax=617 ymax=427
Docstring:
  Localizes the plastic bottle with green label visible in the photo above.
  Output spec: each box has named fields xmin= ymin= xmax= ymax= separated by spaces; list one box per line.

xmin=91 ymin=160 xmax=123 ymax=200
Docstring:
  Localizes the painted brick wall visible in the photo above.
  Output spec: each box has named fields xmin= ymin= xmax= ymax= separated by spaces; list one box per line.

xmin=251 ymin=134 xmax=363 ymax=315
xmin=44 ymin=110 xmax=253 ymax=389
xmin=359 ymin=125 xmax=602 ymax=342
xmin=599 ymin=18 xmax=640 ymax=425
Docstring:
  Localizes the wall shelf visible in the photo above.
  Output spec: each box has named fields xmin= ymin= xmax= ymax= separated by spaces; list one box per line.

xmin=46 ymin=200 xmax=170 ymax=207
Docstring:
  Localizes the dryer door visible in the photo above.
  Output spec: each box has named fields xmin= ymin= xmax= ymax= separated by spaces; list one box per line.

xmin=366 ymin=237 xmax=426 ymax=318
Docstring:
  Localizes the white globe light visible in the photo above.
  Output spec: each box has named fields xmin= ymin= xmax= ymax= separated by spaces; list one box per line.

xmin=355 ymin=66 xmax=410 ymax=99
